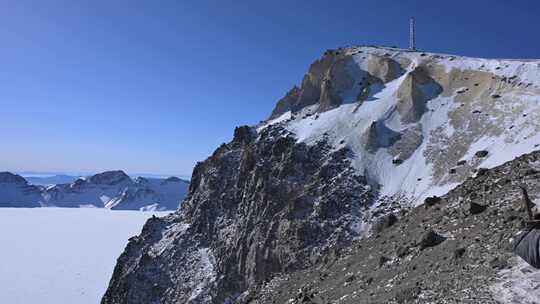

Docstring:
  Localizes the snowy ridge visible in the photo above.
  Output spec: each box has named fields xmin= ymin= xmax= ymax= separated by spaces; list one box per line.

xmin=262 ymin=46 xmax=540 ymax=204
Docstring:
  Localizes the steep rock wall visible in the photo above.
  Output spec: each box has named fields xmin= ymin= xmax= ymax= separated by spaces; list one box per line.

xmin=102 ymin=125 xmax=373 ymax=303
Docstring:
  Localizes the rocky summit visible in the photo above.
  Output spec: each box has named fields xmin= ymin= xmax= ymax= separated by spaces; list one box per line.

xmin=102 ymin=46 xmax=540 ymax=303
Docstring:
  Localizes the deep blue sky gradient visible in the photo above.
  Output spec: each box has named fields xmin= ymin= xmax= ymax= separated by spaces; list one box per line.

xmin=1 ymin=0 xmax=539 ymax=176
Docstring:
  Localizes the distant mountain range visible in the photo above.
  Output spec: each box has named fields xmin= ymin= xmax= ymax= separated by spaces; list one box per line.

xmin=0 ymin=170 xmax=189 ymax=211
xmin=24 ymin=174 xmax=80 ymax=186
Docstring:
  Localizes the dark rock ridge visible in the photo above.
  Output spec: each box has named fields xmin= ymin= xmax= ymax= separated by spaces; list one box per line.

xmin=102 ymin=124 xmax=374 ymax=303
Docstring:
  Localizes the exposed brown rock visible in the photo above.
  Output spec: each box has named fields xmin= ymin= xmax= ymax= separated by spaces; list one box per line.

xmin=395 ymin=66 xmax=442 ymax=123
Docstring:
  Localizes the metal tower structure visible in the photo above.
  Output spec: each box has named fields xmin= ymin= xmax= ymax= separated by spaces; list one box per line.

xmin=409 ymin=17 xmax=416 ymax=51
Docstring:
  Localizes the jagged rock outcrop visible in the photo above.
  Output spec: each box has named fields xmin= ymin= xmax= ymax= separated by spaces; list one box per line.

xmin=269 ymin=86 xmax=300 ymax=119
xmin=269 ymin=49 xmax=404 ymax=119
xmin=395 ymin=66 xmax=442 ymax=123
xmin=362 ymin=120 xmax=401 ymax=153
xmin=102 ymin=124 xmax=373 ymax=303
xmin=103 ymin=46 xmax=540 ymax=303
xmin=388 ymin=124 xmax=423 ymax=161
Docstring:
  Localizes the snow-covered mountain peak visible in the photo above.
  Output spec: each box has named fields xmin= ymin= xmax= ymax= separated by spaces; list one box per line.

xmin=0 ymin=173 xmax=43 ymax=207
xmin=43 ymin=171 xmax=189 ymax=210
xmin=0 ymin=172 xmax=28 ymax=184
xmin=263 ymin=46 xmax=540 ymax=203
xmin=87 ymin=170 xmax=132 ymax=185
xmin=163 ymin=176 xmax=182 ymax=183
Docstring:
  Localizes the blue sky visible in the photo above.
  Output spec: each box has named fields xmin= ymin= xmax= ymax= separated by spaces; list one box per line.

xmin=1 ymin=0 xmax=539 ymax=176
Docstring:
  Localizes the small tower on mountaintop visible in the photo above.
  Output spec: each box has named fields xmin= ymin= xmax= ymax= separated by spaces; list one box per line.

xmin=409 ymin=17 xmax=416 ymax=51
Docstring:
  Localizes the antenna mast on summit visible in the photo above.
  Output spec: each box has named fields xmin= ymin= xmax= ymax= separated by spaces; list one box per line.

xmin=409 ymin=17 xmax=416 ymax=51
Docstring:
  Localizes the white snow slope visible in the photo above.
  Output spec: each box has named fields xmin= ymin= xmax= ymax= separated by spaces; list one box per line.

xmin=262 ymin=46 xmax=540 ymax=205
xmin=0 ymin=208 xmax=168 ymax=304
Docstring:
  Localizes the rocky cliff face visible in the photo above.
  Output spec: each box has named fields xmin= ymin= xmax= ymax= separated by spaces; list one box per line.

xmin=102 ymin=125 xmax=373 ymax=303
xmin=102 ymin=46 xmax=540 ymax=303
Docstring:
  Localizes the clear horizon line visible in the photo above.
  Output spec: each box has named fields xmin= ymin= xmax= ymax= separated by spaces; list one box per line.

xmin=12 ymin=170 xmax=192 ymax=180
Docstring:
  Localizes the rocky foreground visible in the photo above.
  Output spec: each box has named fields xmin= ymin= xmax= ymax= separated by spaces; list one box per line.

xmin=252 ymin=151 xmax=540 ymax=304
xmin=102 ymin=46 xmax=540 ymax=303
